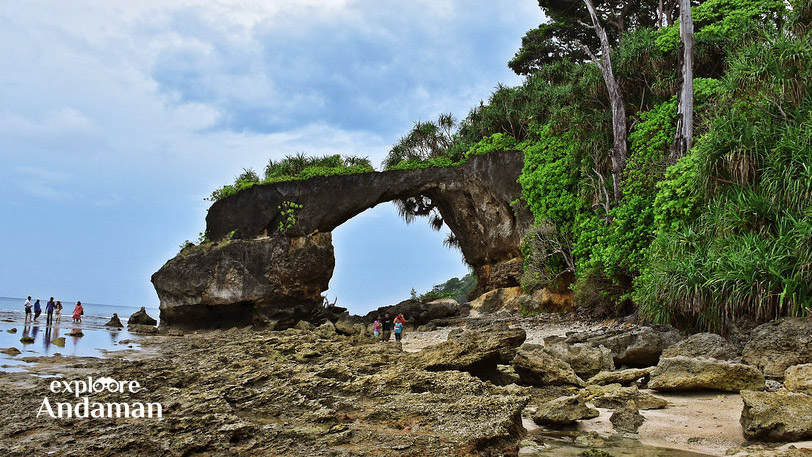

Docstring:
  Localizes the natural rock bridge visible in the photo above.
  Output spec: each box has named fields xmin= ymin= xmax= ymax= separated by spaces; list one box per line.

xmin=152 ymin=151 xmax=532 ymax=328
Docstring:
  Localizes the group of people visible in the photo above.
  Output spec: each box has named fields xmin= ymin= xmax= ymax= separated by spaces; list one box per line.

xmin=24 ymin=296 xmax=84 ymax=325
xmin=372 ymin=312 xmax=406 ymax=342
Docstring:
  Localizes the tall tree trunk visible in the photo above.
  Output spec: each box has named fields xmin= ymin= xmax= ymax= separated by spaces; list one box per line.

xmin=672 ymin=0 xmax=694 ymax=162
xmin=583 ymin=0 xmax=628 ymax=204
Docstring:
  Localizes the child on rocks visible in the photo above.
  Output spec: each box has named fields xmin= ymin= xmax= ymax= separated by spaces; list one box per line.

xmin=373 ymin=316 xmax=382 ymax=340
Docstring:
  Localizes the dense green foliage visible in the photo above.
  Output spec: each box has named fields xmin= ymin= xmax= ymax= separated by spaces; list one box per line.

xmin=635 ymin=29 xmax=812 ymax=330
xmin=416 ymin=273 xmax=478 ymax=304
xmin=208 ymin=154 xmax=374 ymax=202
xmin=383 ymin=0 xmax=812 ymax=330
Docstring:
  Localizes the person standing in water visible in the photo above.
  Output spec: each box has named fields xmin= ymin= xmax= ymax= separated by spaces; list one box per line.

xmin=33 ymin=299 xmax=42 ymax=322
xmin=24 ymin=296 xmax=32 ymax=323
xmin=45 ymin=297 xmax=55 ymax=326
xmin=54 ymin=300 xmax=63 ymax=324
xmin=72 ymin=301 xmax=83 ymax=323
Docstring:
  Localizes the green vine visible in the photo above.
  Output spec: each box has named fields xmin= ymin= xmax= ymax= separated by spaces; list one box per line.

xmin=277 ymin=201 xmax=303 ymax=232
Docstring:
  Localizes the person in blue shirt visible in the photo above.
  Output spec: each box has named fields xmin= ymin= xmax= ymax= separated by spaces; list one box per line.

xmin=393 ymin=313 xmax=405 ymax=342
xmin=33 ymin=299 xmax=42 ymax=323
xmin=45 ymin=297 xmax=55 ymax=326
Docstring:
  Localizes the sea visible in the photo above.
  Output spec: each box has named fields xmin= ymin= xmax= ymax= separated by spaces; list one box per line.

xmin=0 ymin=296 xmax=160 ymax=372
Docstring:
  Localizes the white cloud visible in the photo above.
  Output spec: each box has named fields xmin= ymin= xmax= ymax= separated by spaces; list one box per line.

xmin=0 ymin=0 xmax=543 ymax=305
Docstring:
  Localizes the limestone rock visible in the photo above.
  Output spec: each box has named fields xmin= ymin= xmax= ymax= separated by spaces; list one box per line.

xmin=742 ymin=317 xmax=812 ymax=379
xmin=567 ymin=325 xmax=684 ymax=367
xmin=51 ymin=337 xmax=66 ymax=347
xmin=784 ymin=364 xmax=812 ymax=395
xmin=334 ymin=313 xmax=364 ymax=335
xmin=66 ymin=330 xmax=84 ymax=337
xmin=531 ymin=395 xmax=598 ymax=426
xmin=295 ymin=320 xmax=315 ymax=331
xmin=512 ymin=344 xmax=584 ymax=387
xmin=468 ymin=287 xmax=523 ymax=315
xmin=740 ymin=390 xmax=812 ymax=441
xmin=0 ymin=347 xmax=21 ymax=356
xmin=610 ymin=405 xmax=644 ymax=433
xmin=523 ymin=288 xmax=575 ymax=314
xmin=661 ymin=332 xmax=740 ymax=361
xmin=203 ymin=151 xmax=533 ymax=305
xmin=128 ymin=307 xmax=158 ymax=326
xmin=105 ymin=313 xmax=124 ymax=328
xmin=588 ymin=367 xmax=653 ymax=386
xmin=543 ymin=340 xmax=614 ymax=379
xmin=128 ymin=325 xmax=157 ymax=334
xmin=414 ymin=323 xmax=526 ymax=375
xmin=314 ymin=321 xmax=337 ymax=338
xmin=6 ymin=328 xmax=17 ymax=334
xmin=19 ymin=336 xmax=34 ymax=344
xmin=649 ymin=356 xmax=765 ymax=392
xmin=587 ymin=384 xmax=668 ymax=410
xmin=152 ymin=234 xmax=334 ymax=329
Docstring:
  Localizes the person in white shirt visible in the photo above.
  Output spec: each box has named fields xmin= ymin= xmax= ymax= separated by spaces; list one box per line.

xmin=23 ymin=296 xmax=32 ymax=323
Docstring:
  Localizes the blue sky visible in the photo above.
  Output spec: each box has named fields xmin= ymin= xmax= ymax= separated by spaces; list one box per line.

xmin=0 ymin=1 xmax=543 ymax=315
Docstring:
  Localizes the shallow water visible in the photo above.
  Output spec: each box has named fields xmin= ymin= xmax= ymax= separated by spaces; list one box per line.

xmin=523 ymin=427 xmax=715 ymax=456
xmin=0 ymin=299 xmax=158 ymax=370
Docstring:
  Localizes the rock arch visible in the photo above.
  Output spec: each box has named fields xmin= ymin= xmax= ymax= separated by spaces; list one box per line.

xmin=152 ymin=151 xmax=532 ymax=328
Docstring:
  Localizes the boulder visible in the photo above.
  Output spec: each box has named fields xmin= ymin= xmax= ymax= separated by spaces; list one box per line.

xmin=0 ymin=347 xmax=21 ymax=356
xmin=413 ymin=323 xmax=526 ymax=375
xmin=742 ymin=317 xmax=812 ymax=379
xmin=6 ymin=328 xmax=16 ymax=334
xmin=587 ymin=368 xmax=653 ymax=386
xmin=66 ymin=330 xmax=84 ymax=337
xmin=19 ymin=336 xmax=34 ymax=344
xmin=566 ymin=325 xmax=684 ymax=367
xmin=531 ymin=395 xmax=598 ymax=426
xmin=511 ymin=344 xmax=584 ymax=387
xmin=648 ymin=356 xmax=765 ymax=392
xmin=294 ymin=320 xmax=315 ymax=331
xmin=314 ymin=321 xmax=337 ymax=338
xmin=104 ymin=313 xmax=124 ymax=328
xmin=51 ymin=337 xmax=66 ymax=347
xmin=416 ymin=322 xmax=438 ymax=332
xmin=661 ymin=332 xmax=739 ymax=361
xmin=543 ymin=340 xmax=614 ymax=379
xmin=610 ymin=405 xmax=644 ymax=433
xmin=468 ymin=287 xmax=523 ymax=315
xmin=784 ymin=364 xmax=812 ymax=395
xmin=520 ymin=288 xmax=576 ymax=314
xmin=740 ymin=390 xmax=812 ymax=441
xmin=128 ymin=307 xmax=158 ymax=326
xmin=586 ymin=384 xmax=668 ymax=410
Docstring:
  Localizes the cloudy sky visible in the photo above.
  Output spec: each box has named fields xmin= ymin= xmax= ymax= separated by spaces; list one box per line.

xmin=0 ymin=1 xmax=543 ymax=315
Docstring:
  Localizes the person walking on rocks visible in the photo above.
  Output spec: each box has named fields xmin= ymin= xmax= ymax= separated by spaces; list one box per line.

xmin=72 ymin=301 xmax=83 ymax=323
xmin=45 ymin=297 xmax=55 ymax=326
xmin=394 ymin=319 xmax=404 ymax=342
xmin=54 ymin=300 xmax=63 ymax=324
xmin=381 ymin=313 xmax=392 ymax=342
xmin=372 ymin=316 xmax=382 ymax=340
xmin=393 ymin=313 xmax=406 ymax=342
xmin=33 ymin=299 xmax=42 ymax=322
xmin=24 ymin=296 xmax=32 ymax=323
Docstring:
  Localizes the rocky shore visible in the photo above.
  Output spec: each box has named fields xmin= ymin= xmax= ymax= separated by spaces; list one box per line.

xmin=1 ymin=313 xmax=812 ymax=456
